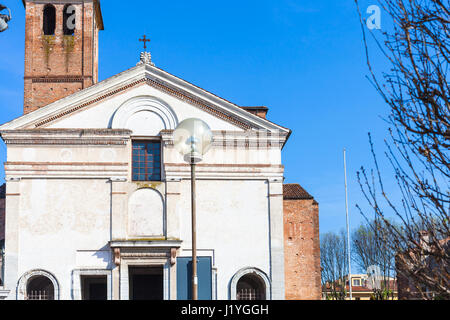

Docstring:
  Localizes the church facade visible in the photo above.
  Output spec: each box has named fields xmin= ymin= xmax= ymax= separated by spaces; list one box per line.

xmin=0 ymin=0 xmax=321 ymax=300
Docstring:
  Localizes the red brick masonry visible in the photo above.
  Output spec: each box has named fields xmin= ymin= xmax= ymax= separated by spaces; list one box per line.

xmin=283 ymin=184 xmax=321 ymax=300
xmin=23 ymin=0 xmax=102 ymax=114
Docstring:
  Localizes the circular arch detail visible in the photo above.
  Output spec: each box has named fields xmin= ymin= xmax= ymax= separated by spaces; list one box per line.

xmin=110 ymin=96 xmax=178 ymax=134
xmin=16 ymin=269 xmax=60 ymax=300
xmin=230 ymin=267 xmax=271 ymax=300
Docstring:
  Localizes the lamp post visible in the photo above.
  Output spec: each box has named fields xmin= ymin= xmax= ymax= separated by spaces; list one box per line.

xmin=0 ymin=4 xmax=11 ymax=33
xmin=173 ymin=118 xmax=213 ymax=300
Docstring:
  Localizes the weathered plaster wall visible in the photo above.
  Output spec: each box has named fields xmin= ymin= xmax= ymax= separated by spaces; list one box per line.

xmin=17 ymin=179 xmax=111 ymax=300
xmin=3 ymin=133 xmax=285 ymax=300
xmin=178 ymin=179 xmax=271 ymax=300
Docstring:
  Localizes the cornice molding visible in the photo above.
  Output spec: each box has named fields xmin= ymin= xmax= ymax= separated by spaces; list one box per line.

xmin=161 ymin=129 xmax=289 ymax=149
xmin=0 ymin=129 xmax=132 ymax=145
xmin=27 ymin=76 xmax=89 ymax=83
xmin=33 ymin=79 xmax=147 ymax=128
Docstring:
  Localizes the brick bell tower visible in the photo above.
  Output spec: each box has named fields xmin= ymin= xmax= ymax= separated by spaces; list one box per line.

xmin=23 ymin=0 xmax=104 ymax=114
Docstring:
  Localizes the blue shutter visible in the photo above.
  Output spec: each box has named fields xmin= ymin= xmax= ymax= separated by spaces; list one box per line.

xmin=176 ymin=257 xmax=212 ymax=300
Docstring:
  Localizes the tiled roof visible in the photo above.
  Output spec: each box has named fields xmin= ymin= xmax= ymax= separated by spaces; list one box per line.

xmin=283 ymin=184 xmax=314 ymax=200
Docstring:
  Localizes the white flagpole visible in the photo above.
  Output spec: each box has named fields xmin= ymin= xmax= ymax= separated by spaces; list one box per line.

xmin=344 ymin=148 xmax=353 ymax=300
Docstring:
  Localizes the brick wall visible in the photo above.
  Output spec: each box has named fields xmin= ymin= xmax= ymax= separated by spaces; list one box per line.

xmin=23 ymin=1 xmax=101 ymax=114
xmin=283 ymin=198 xmax=321 ymax=300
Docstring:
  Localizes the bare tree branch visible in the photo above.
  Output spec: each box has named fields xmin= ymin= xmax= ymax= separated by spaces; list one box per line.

xmin=354 ymin=0 xmax=450 ymax=300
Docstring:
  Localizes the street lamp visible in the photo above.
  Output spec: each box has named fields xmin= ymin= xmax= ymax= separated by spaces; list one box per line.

xmin=173 ymin=118 xmax=213 ymax=300
xmin=0 ymin=4 xmax=11 ymax=33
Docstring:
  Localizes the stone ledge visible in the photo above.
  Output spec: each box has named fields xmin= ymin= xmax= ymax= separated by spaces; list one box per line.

xmin=0 ymin=289 xmax=10 ymax=299
xmin=109 ymin=240 xmax=182 ymax=248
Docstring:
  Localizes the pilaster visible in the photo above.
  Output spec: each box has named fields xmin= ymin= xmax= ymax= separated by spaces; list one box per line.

xmin=165 ymin=178 xmax=181 ymax=241
xmin=3 ymin=178 xmax=21 ymax=300
xmin=268 ymin=178 xmax=285 ymax=300
xmin=110 ymin=178 xmax=127 ymax=241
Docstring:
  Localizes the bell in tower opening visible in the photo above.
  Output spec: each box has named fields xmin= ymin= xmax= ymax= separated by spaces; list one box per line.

xmin=23 ymin=0 xmax=104 ymax=114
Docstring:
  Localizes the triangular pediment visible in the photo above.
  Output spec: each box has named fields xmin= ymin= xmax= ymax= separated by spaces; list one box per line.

xmin=0 ymin=62 xmax=290 ymax=136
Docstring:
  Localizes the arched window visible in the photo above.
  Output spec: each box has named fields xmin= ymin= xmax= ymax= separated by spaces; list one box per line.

xmin=230 ymin=267 xmax=270 ymax=300
xmin=43 ymin=4 xmax=56 ymax=35
xmin=237 ymin=274 xmax=266 ymax=300
xmin=17 ymin=269 xmax=60 ymax=300
xmin=26 ymin=275 xmax=55 ymax=300
xmin=63 ymin=4 xmax=76 ymax=35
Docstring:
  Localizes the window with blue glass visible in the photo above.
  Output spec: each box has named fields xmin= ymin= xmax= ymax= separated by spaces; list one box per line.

xmin=132 ymin=141 xmax=161 ymax=181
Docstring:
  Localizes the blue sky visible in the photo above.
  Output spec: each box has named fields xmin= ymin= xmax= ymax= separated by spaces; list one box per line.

xmin=0 ymin=0 xmax=399 ymax=237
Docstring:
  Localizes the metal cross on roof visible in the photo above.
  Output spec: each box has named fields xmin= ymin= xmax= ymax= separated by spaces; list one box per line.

xmin=139 ymin=35 xmax=151 ymax=51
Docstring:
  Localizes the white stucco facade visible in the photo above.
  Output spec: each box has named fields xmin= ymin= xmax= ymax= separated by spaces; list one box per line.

xmin=0 ymin=58 xmax=290 ymax=300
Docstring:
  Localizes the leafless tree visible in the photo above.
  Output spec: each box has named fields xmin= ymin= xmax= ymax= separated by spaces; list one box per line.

xmin=354 ymin=0 xmax=449 ymax=299
xmin=320 ymin=230 xmax=349 ymax=300
xmin=352 ymin=220 xmax=397 ymax=299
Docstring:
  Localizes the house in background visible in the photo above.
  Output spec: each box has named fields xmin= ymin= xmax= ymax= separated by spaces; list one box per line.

xmin=0 ymin=0 xmax=320 ymax=300
xmin=322 ymin=274 xmax=398 ymax=300
xmin=345 ymin=274 xmax=397 ymax=300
